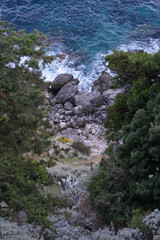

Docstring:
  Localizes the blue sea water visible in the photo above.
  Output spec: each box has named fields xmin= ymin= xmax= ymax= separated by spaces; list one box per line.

xmin=0 ymin=0 xmax=160 ymax=89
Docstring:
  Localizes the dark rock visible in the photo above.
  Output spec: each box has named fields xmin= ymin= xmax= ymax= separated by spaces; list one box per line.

xmin=75 ymin=92 xmax=103 ymax=114
xmin=76 ymin=117 xmax=87 ymax=128
xmin=74 ymin=78 xmax=80 ymax=84
xmin=64 ymin=102 xmax=73 ymax=111
xmin=55 ymin=82 xmax=78 ymax=104
xmin=51 ymin=74 xmax=73 ymax=94
xmin=92 ymin=71 xmax=115 ymax=93
xmin=43 ymin=229 xmax=55 ymax=240
xmin=73 ymin=105 xmax=84 ymax=116
xmin=56 ymin=53 xmax=65 ymax=60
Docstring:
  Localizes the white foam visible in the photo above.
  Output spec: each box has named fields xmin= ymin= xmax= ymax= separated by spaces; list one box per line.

xmin=118 ymin=38 xmax=160 ymax=54
xmin=41 ymin=50 xmax=106 ymax=91
xmin=41 ymin=38 xmax=160 ymax=91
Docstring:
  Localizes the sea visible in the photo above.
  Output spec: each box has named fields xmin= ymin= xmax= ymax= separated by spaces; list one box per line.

xmin=0 ymin=0 xmax=160 ymax=90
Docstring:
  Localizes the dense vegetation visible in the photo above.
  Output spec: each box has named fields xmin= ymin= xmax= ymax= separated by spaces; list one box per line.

xmin=89 ymin=50 xmax=160 ymax=227
xmin=0 ymin=20 xmax=68 ymax=228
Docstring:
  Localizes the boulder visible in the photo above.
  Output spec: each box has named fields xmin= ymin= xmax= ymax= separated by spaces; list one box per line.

xmin=76 ymin=117 xmax=87 ymax=128
xmin=75 ymin=92 xmax=103 ymax=114
xmin=55 ymin=82 xmax=78 ymax=104
xmin=51 ymin=74 xmax=74 ymax=94
xmin=102 ymin=88 xmax=125 ymax=106
xmin=64 ymin=102 xmax=73 ymax=111
xmin=73 ymin=105 xmax=84 ymax=116
xmin=92 ymin=71 xmax=115 ymax=93
xmin=59 ymin=122 xmax=67 ymax=129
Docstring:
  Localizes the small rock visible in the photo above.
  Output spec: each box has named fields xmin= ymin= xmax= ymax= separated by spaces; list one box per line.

xmin=54 ymin=113 xmax=60 ymax=118
xmin=65 ymin=110 xmax=73 ymax=116
xmin=17 ymin=211 xmax=28 ymax=222
xmin=59 ymin=122 xmax=67 ymax=129
xmin=76 ymin=117 xmax=86 ymax=128
xmin=65 ymin=116 xmax=71 ymax=121
xmin=64 ymin=102 xmax=73 ymax=110
xmin=60 ymin=115 xmax=65 ymax=120
xmin=58 ymin=109 xmax=65 ymax=114
xmin=55 ymin=104 xmax=63 ymax=109
xmin=49 ymin=149 xmax=54 ymax=155
xmin=73 ymin=106 xmax=84 ymax=116
xmin=83 ymin=124 xmax=92 ymax=137
xmin=77 ymin=129 xmax=82 ymax=135
xmin=54 ymin=118 xmax=60 ymax=123
xmin=70 ymin=119 xmax=76 ymax=128
xmin=0 ymin=201 xmax=8 ymax=213
xmin=92 ymin=71 xmax=115 ymax=93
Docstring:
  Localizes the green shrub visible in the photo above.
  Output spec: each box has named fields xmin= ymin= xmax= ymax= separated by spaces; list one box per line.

xmin=0 ymin=154 xmax=66 ymax=228
xmin=89 ymin=156 xmax=128 ymax=225
xmin=129 ymin=209 xmax=150 ymax=233
xmin=72 ymin=141 xmax=91 ymax=155
xmin=90 ymin=49 xmax=160 ymax=227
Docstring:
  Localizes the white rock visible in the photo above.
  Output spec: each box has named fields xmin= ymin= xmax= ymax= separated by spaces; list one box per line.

xmin=59 ymin=122 xmax=67 ymax=129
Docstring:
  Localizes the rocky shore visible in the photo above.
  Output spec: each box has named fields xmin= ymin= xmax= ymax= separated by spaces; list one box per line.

xmin=46 ymin=72 xmax=124 ymax=155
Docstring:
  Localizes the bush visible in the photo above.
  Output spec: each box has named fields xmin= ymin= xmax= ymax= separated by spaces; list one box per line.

xmin=58 ymin=136 xmax=72 ymax=143
xmin=89 ymin=156 xmax=128 ymax=225
xmin=72 ymin=141 xmax=91 ymax=155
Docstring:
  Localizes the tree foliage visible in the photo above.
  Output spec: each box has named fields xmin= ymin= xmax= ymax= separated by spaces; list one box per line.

xmin=0 ymin=20 xmax=68 ymax=228
xmin=0 ymin=19 xmax=54 ymax=155
xmin=90 ymin=50 xmax=160 ymax=227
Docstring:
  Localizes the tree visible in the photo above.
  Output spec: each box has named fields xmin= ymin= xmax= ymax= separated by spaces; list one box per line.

xmin=0 ymin=20 xmax=67 ymax=228
xmin=0 ymin=19 xmax=54 ymax=155
xmin=90 ymin=49 xmax=160 ymax=227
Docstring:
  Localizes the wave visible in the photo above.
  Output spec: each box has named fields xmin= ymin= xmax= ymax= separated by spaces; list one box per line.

xmin=41 ymin=38 xmax=160 ymax=91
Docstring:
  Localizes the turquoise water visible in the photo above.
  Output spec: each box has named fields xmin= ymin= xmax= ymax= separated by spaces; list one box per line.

xmin=0 ymin=0 xmax=160 ymax=89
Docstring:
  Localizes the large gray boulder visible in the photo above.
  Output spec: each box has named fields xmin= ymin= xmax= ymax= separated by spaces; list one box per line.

xmin=92 ymin=71 xmax=115 ymax=93
xmin=75 ymin=92 xmax=103 ymax=114
xmin=102 ymin=88 xmax=125 ymax=106
xmin=51 ymin=74 xmax=79 ymax=94
xmin=55 ymin=82 xmax=78 ymax=104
